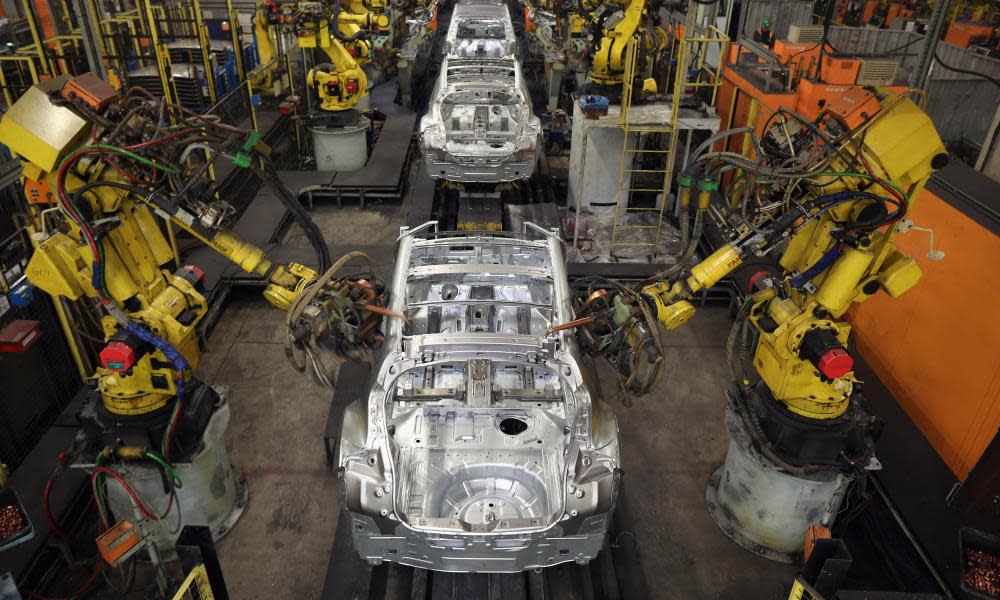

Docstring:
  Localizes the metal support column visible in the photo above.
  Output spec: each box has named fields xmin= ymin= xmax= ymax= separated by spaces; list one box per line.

xmin=19 ymin=0 xmax=53 ymax=76
xmin=73 ymin=0 xmax=105 ymax=78
xmin=913 ymin=0 xmax=952 ymax=90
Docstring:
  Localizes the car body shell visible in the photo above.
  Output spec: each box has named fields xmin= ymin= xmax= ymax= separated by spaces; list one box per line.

xmin=337 ymin=223 xmax=621 ymax=572
xmin=419 ymin=0 xmax=542 ymax=183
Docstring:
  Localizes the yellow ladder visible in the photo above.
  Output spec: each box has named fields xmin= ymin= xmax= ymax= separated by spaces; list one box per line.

xmin=609 ymin=22 xmax=729 ymax=260
xmin=609 ymin=34 xmax=675 ymax=260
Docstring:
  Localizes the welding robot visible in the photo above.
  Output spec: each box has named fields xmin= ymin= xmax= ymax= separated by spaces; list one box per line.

xmin=0 ymin=74 xmax=386 ymax=556
xmin=581 ymin=0 xmax=666 ymax=100
xmin=258 ymin=0 xmax=390 ymax=122
xmin=579 ymin=87 xmax=947 ymax=559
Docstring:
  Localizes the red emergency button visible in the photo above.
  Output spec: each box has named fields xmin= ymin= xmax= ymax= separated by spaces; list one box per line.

xmin=183 ymin=264 xmax=204 ymax=281
xmin=817 ymin=347 xmax=853 ymax=379
xmin=101 ymin=341 xmax=137 ymax=372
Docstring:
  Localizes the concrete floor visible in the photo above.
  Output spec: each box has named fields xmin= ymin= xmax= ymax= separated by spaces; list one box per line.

xmin=195 ymin=203 xmax=797 ymax=599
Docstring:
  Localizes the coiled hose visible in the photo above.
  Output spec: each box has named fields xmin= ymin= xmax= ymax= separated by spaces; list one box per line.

xmin=697 ymin=151 xmax=830 ymax=178
xmin=285 ymin=251 xmax=378 ymax=386
xmin=677 ymin=207 xmax=690 ymax=256
xmin=682 ymin=210 xmax=705 ymax=262
xmin=683 ymin=127 xmax=763 ymax=176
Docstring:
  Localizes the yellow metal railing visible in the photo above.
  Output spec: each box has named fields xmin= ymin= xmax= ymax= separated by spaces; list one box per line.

xmin=609 ymin=22 xmax=729 ymax=259
xmin=170 ymin=565 xmax=216 ymax=600
xmin=0 ymin=56 xmax=40 ymax=108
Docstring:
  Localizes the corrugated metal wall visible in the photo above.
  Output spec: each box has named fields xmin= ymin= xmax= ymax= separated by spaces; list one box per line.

xmin=827 ymin=26 xmax=925 ymax=82
xmin=739 ymin=0 xmax=815 ymax=40
xmin=925 ymin=43 xmax=1000 ymax=147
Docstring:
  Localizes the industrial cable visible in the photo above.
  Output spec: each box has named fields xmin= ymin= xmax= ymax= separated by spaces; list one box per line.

xmin=932 ymin=46 xmax=1000 ymax=89
xmin=682 ymin=127 xmax=762 ymax=176
xmin=119 ymin=464 xmax=183 ymax=536
xmin=91 ymin=467 xmax=162 ymax=522
xmin=682 ymin=210 xmax=705 ymax=261
xmin=677 ymin=206 xmax=691 ymax=255
xmin=144 ymin=450 xmax=183 ymax=489
xmin=26 ymin=561 xmax=104 ymax=600
xmin=285 ymin=250 xmax=378 ymax=375
xmin=42 ymin=470 xmax=74 ymax=544
xmin=259 ymin=161 xmax=332 ymax=272
xmin=817 ymin=0 xmax=837 ymax=81
xmin=830 ymin=34 xmax=925 ymax=58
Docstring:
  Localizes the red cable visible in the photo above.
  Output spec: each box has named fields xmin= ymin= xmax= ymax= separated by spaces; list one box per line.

xmin=26 ymin=561 xmax=103 ymax=600
xmin=100 ymin=156 xmax=144 ymax=185
xmin=90 ymin=467 xmax=160 ymax=521
xmin=123 ymin=86 xmax=156 ymax=101
xmin=42 ymin=475 xmax=74 ymax=544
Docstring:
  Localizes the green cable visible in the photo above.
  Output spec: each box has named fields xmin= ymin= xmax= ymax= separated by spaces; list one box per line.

xmin=144 ymin=450 xmax=183 ymax=489
xmin=94 ymin=450 xmax=110 ymax=523
xmin=96 ymin=240 xmax=110 ymax=298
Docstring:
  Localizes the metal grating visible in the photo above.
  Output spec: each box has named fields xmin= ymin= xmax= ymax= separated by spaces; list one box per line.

xmin=857 ymin=59 xmax=899 ymax=85
xmin=739 ymin=0 xmax=815 ymax=40
xmin=925 ymin=42 xmax=1000 ymax=146
xmin=788 ymin=24 xmax=824 ymax=43
xmin=827 ymin=27 xmax=924 ymax=83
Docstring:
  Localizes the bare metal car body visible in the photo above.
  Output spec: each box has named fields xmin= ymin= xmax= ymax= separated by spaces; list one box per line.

xmin=337 ymin=223 xmax=621 ymax=572
xmin=419 ymin=0 xmax=542 ymax=183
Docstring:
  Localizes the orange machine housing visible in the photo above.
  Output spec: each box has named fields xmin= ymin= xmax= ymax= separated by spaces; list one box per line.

xmin=850 ymin=187 xmax=1000 ymax=480
xmin=820 ymin=55 xmax=862 ymax=85
xmin=944 ymin=21 xmax=997 ymax=48
xmin=885 ymin=2 xmax=914 ymax=27
xmin=716 ymin=42 xmax=906 ymax=143
xmin=798 ymin=81 xmax=882 ymax=129
xmin=62 ymin=73 xmax=118 ymax=112
xmin=773 ymin=40 xmax=822 ymax=81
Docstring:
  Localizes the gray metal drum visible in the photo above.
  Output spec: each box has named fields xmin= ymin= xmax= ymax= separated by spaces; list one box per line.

xmin=706 ymin=405 xmax=850 ymax=563
xmin=310 ymin=117 xmax=370 ymax=172
xmin=104 ymin=391 xmax=248 ymax=556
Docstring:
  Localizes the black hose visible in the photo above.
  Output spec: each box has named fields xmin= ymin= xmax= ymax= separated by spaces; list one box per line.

xmin=933 ymin=46 xmax=1000 ymax=89
xmin=259 ymin=161 xmax=332 ymax=272
xmin=329 ymin=0 xmax=367 ymax=43
xmin=72 ymin=180 xmax=153 ymax=209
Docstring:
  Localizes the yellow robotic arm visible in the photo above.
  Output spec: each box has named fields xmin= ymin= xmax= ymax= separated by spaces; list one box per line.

xmin=640 ymin=92 xmax=946 ymax=419
xmin=0 ymin=76 xmax=382 ymax=431
xmin=256 ymin=0 xmax=389 ymax=112
xmin=587 ymin=0 xmax=663 ymax=90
